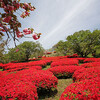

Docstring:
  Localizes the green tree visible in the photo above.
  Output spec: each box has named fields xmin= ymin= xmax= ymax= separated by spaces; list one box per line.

xmin=66 ymin=30 xmax=100 ymax=57
xmin=53 ymin=30 xmax=100 ymax=57
xmin=53 ymin=40 xmax=68 ymax=56
xmin=7 ymin=41 xmax=44 ymax=62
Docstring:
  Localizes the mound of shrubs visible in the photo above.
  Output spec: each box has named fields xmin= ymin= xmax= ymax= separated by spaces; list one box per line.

xmin=60 ymin=78 xmax=100 ymax=100
xmin=51 ymin=59 xmax=79 ymax=68
xmin=0 ymin=67 xmax=58 ymax=99
xmin=73 ymin=67 xmax=100 ymax=82
xmin=0 ymin=77 xmax=38 ymax=100
xmin=47 ymin=65 xmax=82 ymax=78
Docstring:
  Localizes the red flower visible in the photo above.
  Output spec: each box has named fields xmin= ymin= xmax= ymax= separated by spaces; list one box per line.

xmin=60 ymin=78 xmax=100 ymax=100
xmin=3 ymin=16 xmax=12 ymax=23
xmin=32 ymin=33 xmax=39 ymax=40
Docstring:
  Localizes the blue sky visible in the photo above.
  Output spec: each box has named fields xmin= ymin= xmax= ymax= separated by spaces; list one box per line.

xmin=4 ymin=0 xmax=100 ymax=49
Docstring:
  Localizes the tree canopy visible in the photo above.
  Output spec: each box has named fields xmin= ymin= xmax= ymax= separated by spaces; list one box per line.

xmin=53 ymin=40 xmax=69 ymax=56
xmin=6 ymin=41 xmax=44 ymax=62
xmin=53 ymin=30 xmax=100 ymax=57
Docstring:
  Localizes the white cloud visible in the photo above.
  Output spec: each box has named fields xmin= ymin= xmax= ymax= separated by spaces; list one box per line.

xmin=39 ymin=0 xmax=95 ymax=48
xmin=7 ymin=0 xmax=100 ymax=49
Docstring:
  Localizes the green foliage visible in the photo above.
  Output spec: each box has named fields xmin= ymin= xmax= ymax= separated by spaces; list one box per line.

xmin=53 ymin=40 xmax=70 ymax=56
xmin=54 ymin=30 xmax=100 ymax=57
xmin=5 ymin=41 xmax=44 ymax=62
xmin=66 ymin=30 xmax=92 ymax=57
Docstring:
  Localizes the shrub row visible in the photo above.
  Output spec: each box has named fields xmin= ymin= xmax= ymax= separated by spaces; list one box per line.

xmin=47 ymin=65 xmax=82 ymax=78
xmin=51 ymin=59 xmax=79 ymax=67
xmin=0 ymin=60 xmax=51 ymax=72
xmin=60 ymin=63 xmax=100 ymax=100
xmin=72 ymin=67 xmax=100 ymax=82
xmin=60 ymin=78 xmax=100 ymax=100
xmin=0 ymin=68 xmax=58 ymax=99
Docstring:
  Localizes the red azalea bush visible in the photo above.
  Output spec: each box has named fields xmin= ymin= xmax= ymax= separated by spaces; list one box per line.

xmin=51 ymin=59 xmax=79 ymax=68
xmin=77 ymin=58 xmax=86 ymax=63
xmin=4 ymin=69 xmax=58 ymax=90
xmin=0 ymin=79 xmax=38 ymax=100
xmin=60 ymin=78 xmax=100 ymax=100
xmin=84 ymin=58 xmax=100 ymax=63
xmin=4 ymin=65 xmax=42 ymax=72
xmin=0 ymin=71 xmax=8 ymax=78
xmin=73 ymin=67 xmax=100 ymax=82
xmin=1 ymin=62 xmax=42 ymax=71
xmin=47 ymin=65 xmax=82 ymax=78
xmin=0 ymin=63 xmax=13 ymax=69
xmin=21 ymin=60 xmax=47 ymax=67
xmin=42 ymin=60 xmax=52 ymax=65
xmin=17 ymin=70 xmax=58 ymax=89
xmin=80 ymin=62 xmax=100 ymax=68
xmin=30 ymin=70 xmax=58 ymax=89
xmin=1 ymin=60 xmax=48 ymax=72
xmin=0 ymin=68 xmax=58 ymax=99
xmin=67 ymin=53 xmax=79 ymax=58
xmin=42 ymin=56 xmax=67 ymax=62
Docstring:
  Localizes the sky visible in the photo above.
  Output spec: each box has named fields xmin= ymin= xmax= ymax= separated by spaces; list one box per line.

xmin=3 ymin=0 xmax=100 ymax=49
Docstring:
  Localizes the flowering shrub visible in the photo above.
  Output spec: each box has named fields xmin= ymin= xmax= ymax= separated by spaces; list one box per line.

xmin=84 ymin=58 xmax=100 ymax=63
xmin=1 ymin=60 xmax=49 ymax=72
xmin=42 ymin=60 xmax=52 ymax=65
xmin=60 ymin=78 xmax=100 ymax=100
xmin=0 ymin=79 xmax=38 ymax=100
xmin=0 ymin=67 xmax=58 ymax=99
xmin=42 ymin=56 xmax=67 ymax=61
xmin=47 ymin=65 xmax=82 ymax=78
xmin=3 ymin=69 xmax=58 ymax=90
xmin=67 ymin=53 xmax=79 ymax=58
xmin=51 ymin=59 xmax=79 ymax=67
xmin=0 ymin=70 xmax=38 ymax=100
xmin=73 ymin=67 xmax=100 ymax=82
xmin=0 ymin=71 xmax=7 ymax=78
xmin=80 ymin=62 xmax=100 ymax=68
xmin=1 ymin=62 xmax=42 ymax=72
xmin=77 ymin=58 xmax=86 ymax=63
xmin=16 ymin=70 xmax=58 ymax=89
xmin=7 ymin=66 xmax=42 ymax=72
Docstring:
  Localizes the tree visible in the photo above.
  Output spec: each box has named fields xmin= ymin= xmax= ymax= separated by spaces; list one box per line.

xmin=53 ymin=30 xmax=100 ymax=57
xmin=53 ymin=40 xmax=68 ymax=56
xmin=66 ymin=30 xmax=100 ymax=57
xmin=0 ymin=0 xmax=42 ymax=47
xmin=90 ymin=30 xmax=100 ymax=57
xmin=0 ymin=34 xmax=5 ymax=62
xmin=7 ymin=41 xmax=44 ymax=62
